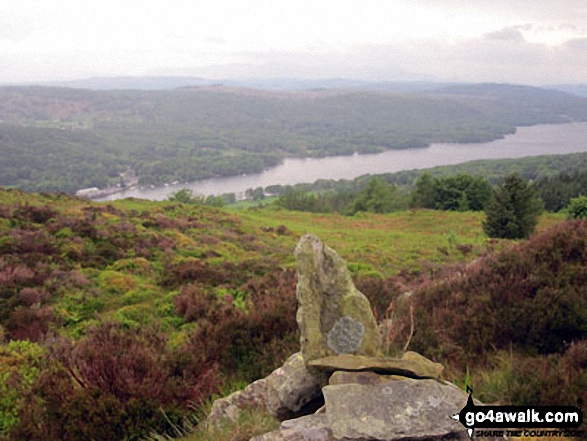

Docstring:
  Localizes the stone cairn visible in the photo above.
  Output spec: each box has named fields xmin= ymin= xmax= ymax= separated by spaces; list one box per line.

xmin=207 ymin=234 xmax=470 ymax=440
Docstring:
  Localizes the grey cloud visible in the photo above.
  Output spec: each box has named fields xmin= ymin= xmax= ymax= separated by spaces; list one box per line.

xmin=410 ymin=0 xmax=587 ymax=23
xmin=485 ymin=26 xmax=526 ymax=42
xmin=198 ymin=32 xmax=587 ymax=85
xmin=204 ymin=36 xmax=226 ymax=44
xmin=565 ymin=38 xmax=587 ymax=50
xmin=559 ymin=23 xmax=578 ymax=31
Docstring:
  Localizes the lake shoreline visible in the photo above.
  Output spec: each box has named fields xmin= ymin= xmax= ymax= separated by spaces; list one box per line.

xmin=95 ymin=122 xmax=587 ymax=202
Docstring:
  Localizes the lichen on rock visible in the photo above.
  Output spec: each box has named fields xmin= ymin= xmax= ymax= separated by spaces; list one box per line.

xmin=327 ymin=316 xmax=365 ymax=354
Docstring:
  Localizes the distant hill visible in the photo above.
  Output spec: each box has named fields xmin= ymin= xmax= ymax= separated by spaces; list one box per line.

xmin=548 ymin=83 xmax=587 ymax=97
xmin=8 ymin=75 xmax=587 ymax=97
xmin=39 ymin=76 xmax=452 ymax=92
xmin=48 ymin=76 xmax=211 ymax=90
xmin=1 ymin=83 xmax=587 ymax=193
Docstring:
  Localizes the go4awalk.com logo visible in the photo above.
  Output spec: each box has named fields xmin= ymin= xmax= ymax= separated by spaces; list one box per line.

xmin=451 ymin=388 xmax=584 ymax=438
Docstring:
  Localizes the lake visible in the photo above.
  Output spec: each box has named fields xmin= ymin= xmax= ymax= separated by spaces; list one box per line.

xmin=98 ymin=122 xmax=587 ymax=201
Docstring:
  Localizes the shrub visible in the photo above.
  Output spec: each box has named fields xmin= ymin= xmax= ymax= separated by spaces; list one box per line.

xmin=412 ymin=220 xmax=587 ymax=360
xmin=10 ymin=323 xmax=219 ymax=440
xmin=12 ymin=204 xmax=57 ymax=225
xmin=476 ymin=343 xmax=587 ymax=406
xmin=5 ymin=306 xmax=56 ymax=341
xmin=0 ymin=340 xmax=46 ymax=438
xmin=566 ymin=195 xmax=587 ymax=219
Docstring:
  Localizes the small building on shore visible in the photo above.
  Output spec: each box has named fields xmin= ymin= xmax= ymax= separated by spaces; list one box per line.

xmin=75 ymin=187 xmax=100 ymax=198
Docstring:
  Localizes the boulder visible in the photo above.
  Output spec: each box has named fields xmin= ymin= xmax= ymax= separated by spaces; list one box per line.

xmin=266 ymin=352 xmax=326 ymax=420
xmin=322 ymin=380 xmax=468 ymax=440
xmin=250 ymin=414 xmax=334 ymax=441
xmin=208 ymin=353 xmax=326 ymax=426
xmin=208 ymin=378 xmax=268 ymax=427
xmin=309 ymin=351 xmax=444 ymax=379
xmin=294 ymin=234 xmax=382 ymax=363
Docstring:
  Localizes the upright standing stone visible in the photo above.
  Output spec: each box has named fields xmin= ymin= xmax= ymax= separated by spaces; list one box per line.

xmin=294 ymin=234 xmax=382 ymax=363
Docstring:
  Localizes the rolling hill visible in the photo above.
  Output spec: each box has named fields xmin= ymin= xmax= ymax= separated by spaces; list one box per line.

xmin=1 ymin=83 xmax=587 ymax=193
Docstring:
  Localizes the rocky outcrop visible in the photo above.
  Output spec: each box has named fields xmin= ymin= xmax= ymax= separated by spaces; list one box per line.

xmin=295 ymin=234 xmax=382 ymax=363
xmin=206 ymin=234 xmax=470 ymax=440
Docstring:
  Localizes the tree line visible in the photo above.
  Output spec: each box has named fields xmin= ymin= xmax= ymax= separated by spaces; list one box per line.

xmin=273 ymin=169 xmax=587 ymax=239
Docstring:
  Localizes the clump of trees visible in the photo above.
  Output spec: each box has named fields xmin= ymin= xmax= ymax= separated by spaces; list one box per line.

xmin=167 ymin=188 xmax=224 ymax=207
xmin=348 ymin=177 xmax=406 ymax=214
xmin=411 ymin=172 xmax=492 ymax=211
xmin=274 ymin=173 xmax=493 ymax=215
xmin=534 ymin=169 xmax=587 ymax=212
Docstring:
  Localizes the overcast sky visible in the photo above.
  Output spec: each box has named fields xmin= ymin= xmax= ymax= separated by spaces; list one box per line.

xmin=1 ymin=0 xmax=586 ymax=85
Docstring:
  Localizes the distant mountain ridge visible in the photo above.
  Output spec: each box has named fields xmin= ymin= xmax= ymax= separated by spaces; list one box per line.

xmin=24 ymin=76 xmax=458 ymax=93
xmin=547 ymin=83 xmax=587 ymax=97
xmin=7 ymin=75 xmax=585 ymax=98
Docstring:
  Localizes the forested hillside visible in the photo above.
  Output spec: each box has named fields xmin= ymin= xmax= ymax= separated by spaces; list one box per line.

xmin=1 ymin=84 xmax=587 ymax=193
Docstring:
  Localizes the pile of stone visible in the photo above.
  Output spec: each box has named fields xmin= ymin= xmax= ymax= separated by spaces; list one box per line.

xmin=208 ymin=234 xmax=470 ymax=440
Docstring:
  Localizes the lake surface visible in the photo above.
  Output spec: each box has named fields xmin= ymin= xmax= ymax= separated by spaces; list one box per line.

xmin=98 ymin=122 xmax=587 ymax=201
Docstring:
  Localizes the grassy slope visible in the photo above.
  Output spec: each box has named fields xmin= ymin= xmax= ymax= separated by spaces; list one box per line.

xmin=0 ymin=188 xmax=564 ymax=336
xmin=0 ymin=189 xmax=575 ymax=440
xmin=237 ymin=207 xmax=564 ymax=277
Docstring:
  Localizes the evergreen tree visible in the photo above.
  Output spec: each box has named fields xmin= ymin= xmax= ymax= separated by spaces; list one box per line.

xmin=483 ymin=174 xmax=543 ymax=239
xmin=411 ymin=172 xmax=436 ymax=208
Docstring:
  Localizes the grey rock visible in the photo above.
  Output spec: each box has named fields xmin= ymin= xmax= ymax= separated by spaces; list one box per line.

xmin=323 ymin=380 xmax=468 ymax=440
xmin=295 ymin=234 xmax=381 ymax=363
xmin=250 ymin=414 xmax=334 ymax=441
xmin=208 ymin=378 xmax=269 ymax=427
xmin=208 ymin=352 xmax=326 ymax=428
xmin=266 ymin=352 xmax=326 ymax=420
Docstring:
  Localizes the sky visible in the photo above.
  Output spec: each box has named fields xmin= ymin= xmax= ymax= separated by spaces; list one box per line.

xmin=1 ymin=0 xmax=586 ymax=85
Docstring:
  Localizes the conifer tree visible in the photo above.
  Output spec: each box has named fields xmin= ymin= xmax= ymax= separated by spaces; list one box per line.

xmin=483 ymin=174 xmax=543 ymax=239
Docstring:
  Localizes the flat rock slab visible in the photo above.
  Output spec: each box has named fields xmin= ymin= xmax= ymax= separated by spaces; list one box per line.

xmin=323 ymin=380 xmax=467 ymax=440
xmin=309 ymin=351 xmax=444 ymax=379
xmin=329 ymin=370 xmax=411 ymax=386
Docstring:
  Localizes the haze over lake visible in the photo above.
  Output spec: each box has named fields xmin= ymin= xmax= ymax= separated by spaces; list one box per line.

xmin=99 ymin=122 xmax=587 ymax=201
